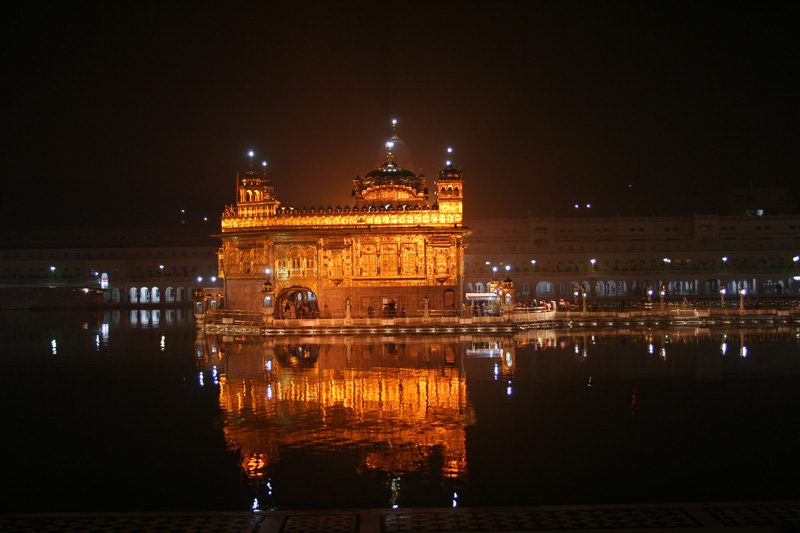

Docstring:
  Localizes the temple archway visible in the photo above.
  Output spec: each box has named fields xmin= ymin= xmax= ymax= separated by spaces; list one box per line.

xmin=275 ymin=286 xmax=319 ymax=318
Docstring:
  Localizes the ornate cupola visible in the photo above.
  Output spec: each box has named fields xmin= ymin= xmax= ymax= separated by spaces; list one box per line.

xmin=352 ymin=120 xmax=428 ymax=209
xmin=237 ymin=151 xmax=280 ymax=216
xmin=436 ymin=147 xmax=463 ymax=217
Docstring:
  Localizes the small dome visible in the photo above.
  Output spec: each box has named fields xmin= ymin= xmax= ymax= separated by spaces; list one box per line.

xmin=362 ymin=159 xmax=418 ymax=187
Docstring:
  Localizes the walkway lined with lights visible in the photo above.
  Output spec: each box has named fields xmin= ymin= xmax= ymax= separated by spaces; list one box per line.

xmin=2 ymin=502 xmax=798 ymax=532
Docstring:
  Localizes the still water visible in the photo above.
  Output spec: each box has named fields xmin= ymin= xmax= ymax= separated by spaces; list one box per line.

xmin=2 ymin=309 xmax=799 ymax=512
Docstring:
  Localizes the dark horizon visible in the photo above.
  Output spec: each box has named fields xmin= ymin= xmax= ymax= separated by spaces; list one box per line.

xmin=4 ymin=2 xmax=798 ymax=230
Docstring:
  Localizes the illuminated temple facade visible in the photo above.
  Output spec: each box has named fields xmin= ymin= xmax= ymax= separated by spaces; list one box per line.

xmin=217 ymin=128 xmax=469 ymax=317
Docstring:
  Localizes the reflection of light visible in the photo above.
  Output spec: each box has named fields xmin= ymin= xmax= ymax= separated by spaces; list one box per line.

xmin=493 ymin=363 xmax=499 ymax=380
xmin=251 ymin=498 xmax=259 ymax=511
xmin=721 ymin=342 xmax=727 ymax=355
xmin=506 ymin=385 xmax=512 ymax=396
xmin=51 ymin=339 xmax=57 ymax=355
xmin=741 ymin=346 xmax=748 ymax=358
xmin=212 ymin=366 xmax=219 ymax=385
xmin=574 ymin=344 xmax=580 ymax=354
xmin=266 ymin=384 xmax=273 ymax=400
xmin=160 ymin=335 xmax=166 ymax=352
xmin=452 ymin=492 xmax=458 ymax=507
xmin=661 ymin=348 xmax=667 ymax=359
xmin=199 ymin=372 xmax=204 ymax=387
xmin=96 ymin=335 xmax=100 ymax=350
xmin=648 ymin=343 xmax=654 ymax=354
xmin=265 ymin=360 xmax=272 ymax=372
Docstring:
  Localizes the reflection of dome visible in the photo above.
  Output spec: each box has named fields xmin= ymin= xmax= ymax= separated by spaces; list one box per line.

xmin=377 ymin=133 xmax=412 ymax=169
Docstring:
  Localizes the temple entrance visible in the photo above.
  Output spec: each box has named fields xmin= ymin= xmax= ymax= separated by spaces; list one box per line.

xmin=275 ymin=287 xmax=319 ymax=318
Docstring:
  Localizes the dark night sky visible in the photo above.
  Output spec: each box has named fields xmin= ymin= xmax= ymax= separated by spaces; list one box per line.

xmin=3 ymin=1 xmax=798 ymax=229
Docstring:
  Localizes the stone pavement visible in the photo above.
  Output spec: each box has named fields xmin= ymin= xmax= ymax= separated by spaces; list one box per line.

xmin=1 ymin=501 xmax=798 ymax=532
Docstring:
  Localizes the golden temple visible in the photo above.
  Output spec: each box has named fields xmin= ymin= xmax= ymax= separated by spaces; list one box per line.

xmin=216 ymin=122 xmax=468 ymax=318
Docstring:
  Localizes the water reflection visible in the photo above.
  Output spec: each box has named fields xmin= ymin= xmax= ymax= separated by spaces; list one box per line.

xmin=195 ymin=327 xmax=799 ymax=509
xmin=196 ymin=333 xmax=477 ymax=509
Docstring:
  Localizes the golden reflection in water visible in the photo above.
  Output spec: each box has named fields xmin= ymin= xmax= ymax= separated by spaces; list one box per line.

xmin=192 ymin=326 xmax=797 ymax=494
xmin=196 ymin=334 xmax=481 ymax=487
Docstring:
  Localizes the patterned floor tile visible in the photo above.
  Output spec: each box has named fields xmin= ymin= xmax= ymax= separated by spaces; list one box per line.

xmin=383 ymin=507 xmax=700 ymax=531
xmin=0 ymin=514 xmax=264 ymax=533
xmin=280 ymin=513 xmax=359 ymax=532
xmin=705 ymin=505 xmax=800 ymax=527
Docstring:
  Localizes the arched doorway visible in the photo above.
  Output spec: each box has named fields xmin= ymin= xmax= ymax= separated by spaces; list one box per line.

xmin=275 ymin=286 xmax=319 ymax=318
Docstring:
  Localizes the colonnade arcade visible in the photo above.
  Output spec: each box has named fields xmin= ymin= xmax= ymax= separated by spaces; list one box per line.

xmin=468 ymin=276 xmax=797 ymax=299
xmin=123 ymin=285 xmax=192 ymax=304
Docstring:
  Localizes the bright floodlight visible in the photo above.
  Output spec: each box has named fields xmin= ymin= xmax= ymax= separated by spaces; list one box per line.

xmin=386 ymin=141 xmax=394 ymax=148
xmin=447 ymin=147 xmax=453 ymax=153
xmin=722 ymin=256 xmax=728 ymax=262
xmin=248 ymin=151 xmax=254 ymax=157
xmin=262 ymin=161 xmax=267 ymax=167
xmin=794 ymin=255 xmax=799 ymax=262
xmin=446 ymin=160 xmax=452 ymax=166
xmin=485 ymin=261 xmax=490 ymax=265
xmin=50 ymin=266 xmax=55 ymax=272
xmin=197 ymin=276 xmax=203 ymax=282
xmin=505 ymin=265 xmax=511 ymax=271
xmin=211 ymin=276 xmax=217 ymax=282
xmin=392 ymin=118 xmax=397 ymax=125
xmin=586 ymin=203 xmax=591 ymax=208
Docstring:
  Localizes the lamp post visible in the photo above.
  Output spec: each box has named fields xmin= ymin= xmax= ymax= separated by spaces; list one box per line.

xmin=590 ymin=258 xmax=596 ymax=271
xmin=581 ymin=287 xmax=587 ymax=314
xmin=646 ymin=283 xmax=653 ymax=304
xmin=659 ymin=285 xmax=666 ymax=313
xmin=720 ymin=284 xmax=726 ymax=308
xmin=739 ymin=284 xmax=746 ymax=314
xmin=573 ymin=285 xmax=580 ymax=308
xmin=50 ymin=266 xmax=55 ymax=283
